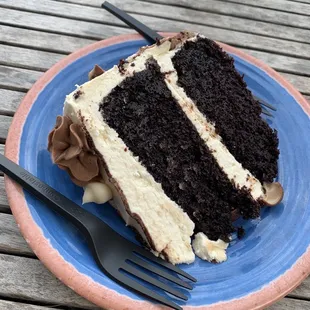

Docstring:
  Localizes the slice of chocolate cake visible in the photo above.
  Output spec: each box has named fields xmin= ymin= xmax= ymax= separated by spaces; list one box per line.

xmin=48 ymin=32 xmax=283 ymax=264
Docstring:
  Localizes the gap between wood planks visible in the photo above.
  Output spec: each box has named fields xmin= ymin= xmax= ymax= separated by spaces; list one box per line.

xmin=138 ymin=0 xmax=310 ymax=30
xmin=0 ymin=297 xmax=91 ymax=310
xmin=0 ymin=253 xmax=99 ymax=309
xmin=213 ymin=0 xmax=310 ymax=16
xmin=53 ymin=0 xmax=310 ymax=19
xmin=2 ymin=20 xmax=310 ymax=77
xmin=2 ymin=0 xmax=310 ymax=46
xmin=1 ymin=1 xmax=310 ymax=74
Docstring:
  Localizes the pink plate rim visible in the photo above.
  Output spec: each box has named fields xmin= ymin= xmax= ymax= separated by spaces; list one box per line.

xmin=4 ymin=32 xmax=310 ymax=310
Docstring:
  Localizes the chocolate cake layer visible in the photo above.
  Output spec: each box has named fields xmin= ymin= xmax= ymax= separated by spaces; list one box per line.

xmin=99 ymin=59 xmax=259 ymax=241
xmin=172 ymin=38 xmax=279 ymax=183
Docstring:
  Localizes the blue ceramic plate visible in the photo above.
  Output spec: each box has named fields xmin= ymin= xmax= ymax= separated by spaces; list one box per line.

xmin=5 ymin=34 xmax=310 ymax=310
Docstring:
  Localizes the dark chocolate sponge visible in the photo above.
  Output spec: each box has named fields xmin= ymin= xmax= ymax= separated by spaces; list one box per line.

xmin=172 ymin=37 xmax=279 ymax=183
xmin=99 ymin=59 xmax=260 ymax=241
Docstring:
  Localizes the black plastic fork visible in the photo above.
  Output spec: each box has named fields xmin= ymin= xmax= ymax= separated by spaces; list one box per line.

xmin=102 ymin=1 xmax=276 ymax=116
xmin=0 ymin=154 xmax=196 ymax=310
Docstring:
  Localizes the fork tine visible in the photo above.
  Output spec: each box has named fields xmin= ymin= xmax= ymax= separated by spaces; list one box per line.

xmin=253 ymin=95 xmax=277 ymax=111
xmin=122 ymin=263 xmax=188 ymax=300
xmin=262 ymin=108 xmax=273 ymax=117
xmin=114 ymin=271 xmax=183 ymax=310
xmin=133 ymin=248 xmax=196 ymax=282
xmin=128 ymin=254 xmax=193 ymax=289
xmin=260 ymin=100 xmax=277 ymax=111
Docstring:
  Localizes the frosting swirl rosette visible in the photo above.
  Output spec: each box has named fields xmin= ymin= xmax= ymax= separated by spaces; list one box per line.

xmin=48 ymin=115 xmax=101 ymax=186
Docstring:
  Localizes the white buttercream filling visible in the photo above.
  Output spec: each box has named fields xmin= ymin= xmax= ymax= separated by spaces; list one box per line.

xmin=82 ymin=182 xmax=113 ymax=205
xmin=192 ymin=232 xmax=229 ymax=263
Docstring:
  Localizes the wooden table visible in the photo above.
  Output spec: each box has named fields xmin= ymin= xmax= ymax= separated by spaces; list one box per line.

xmin=0 ymin=0 xmax=310 ymax=309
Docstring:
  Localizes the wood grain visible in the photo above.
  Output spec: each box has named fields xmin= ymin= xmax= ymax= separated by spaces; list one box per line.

xmin=0 ymin=89 xmax=24 ymax=116
xmin=0 ymin=7 xmax=131 ymax=41
xmin=268 ymin=298 xmax=310 ymax=309
xmin=0 ymin=176 xmax=10 ymax=212
xmin=0 ymin=300 xmax=57 ymax=310
xmin=0 ymin=44 xmax=64 ymax=72
xmin=241 ymin=48 xmax=310 ymax=76
xmin=0 ymin=253 xmax=98 ymax=309
xmin=281 ymin=73 xmax=310 ymax=95
xmin=221 ymin=0 xmax=310 ymax=16
xmin=54 ymin=0 xmax=310 ymax=43
xmin=0 ymin=115 xmax=12 ymax=142
xmin=0 ymin=213 xmax=33 ymax=256
xmin=140 ymin=0 xmax=310 ymax=29
xmin=0 ymin=24 xmax=96 ymax=54
xmin=290 ymin=277 xmax=310 ymax=300
xmin=3 ymin=0 xmax=310 ymax=60
xmin=0 ymin=65 xmax=42 ymax=92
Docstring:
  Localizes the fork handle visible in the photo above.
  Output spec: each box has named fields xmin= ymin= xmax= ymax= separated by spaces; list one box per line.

xmin=102 ymin=1 xmax=163 ymax=43
xmin=0 ymin=154 xmax=108 ymax=234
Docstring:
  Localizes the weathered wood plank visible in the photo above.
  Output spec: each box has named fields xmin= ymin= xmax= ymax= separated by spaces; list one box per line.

xmin=3 ymin=0 xmax=310 ymax=60
xmin=139 ymin=0 xmax=310 ymax=29
xmin=0 ymin=24 xmax=96 ymax=54
xmin=268 ymin=298 xmax=310 ymax=309
xmin=0 ymin=66 xmax=42 ymax=92
xmin=289 ymin=277 xmax=310 ymax=300
xmin=0 ymin=115 xmax=12 ymax=142
xmin=2 ymin=2 xmax=310 ymax=46
xmin=0 ymin=44 xmax=64 ymax=72
xmin=0 ymin=89 xmax=24 ymax=115
xmin=281 ymin=73 xmax=310 ymax=95
xmin=0 ymin=254 xmax=98 ymax=309
xmin=222 ymin=0 xmax=310 ymax=16
xmin=0 ymin=176 xmax=10 ymax=212
xmin=0 ymin=7 xmax=131 ymax=41
xmin=241 ymin=48 xmax=310 ymax=77
xmin=290 ymin=0 xmax=310 ymax=3
xmin=0 ymin=300 xmax=57 ymax=310
xmin=0 ymin=213 xmax=33 ymax=256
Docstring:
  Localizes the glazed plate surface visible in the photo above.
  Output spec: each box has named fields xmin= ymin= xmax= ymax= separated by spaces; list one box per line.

xmin=5 ymin=34 xmax=310 ymax=310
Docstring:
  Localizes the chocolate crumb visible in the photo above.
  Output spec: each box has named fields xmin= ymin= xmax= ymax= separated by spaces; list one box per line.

xmin=237 ymin=227 xmax=245 ymax=239
xmin=131 ymin=63 xmax=135 ymax=67
xmin=118 ymin=59 xmax=128 ymax=74
xmin=156 ymin=37 xmax=161 ymax=46
xmin=73 ymin=89 xmax=83 ymax=100
xmin=220 ymin=234 xmax=231 ymax=243
xmin=124 ymin=147 xmax=128 ymax=152
xmin=163 ymin=70 xmax=175 ymax=75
